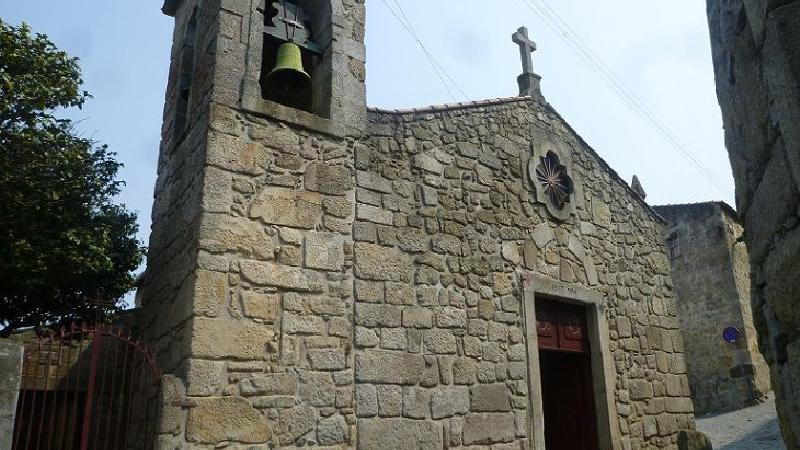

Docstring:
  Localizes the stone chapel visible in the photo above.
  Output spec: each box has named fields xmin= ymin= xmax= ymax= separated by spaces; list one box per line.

xmin=136 ymin=0 xmax=698 ymax=448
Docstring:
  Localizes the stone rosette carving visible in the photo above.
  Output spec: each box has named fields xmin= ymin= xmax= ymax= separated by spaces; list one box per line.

xmin=527 ymin=140 xmax=577 ymax=220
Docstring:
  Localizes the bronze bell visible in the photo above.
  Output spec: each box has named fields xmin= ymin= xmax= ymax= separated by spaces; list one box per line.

xmin=263 ymin=42 xmax=311 ymax=109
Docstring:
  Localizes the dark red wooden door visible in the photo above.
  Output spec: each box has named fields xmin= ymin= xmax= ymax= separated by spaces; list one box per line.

xmin=539 ymin=350 xmax=599 ymax=450
xmin=536 ymin=299 xmax=589 ymax=353
xmin=536 ymin=299 xmax=599 ymax=450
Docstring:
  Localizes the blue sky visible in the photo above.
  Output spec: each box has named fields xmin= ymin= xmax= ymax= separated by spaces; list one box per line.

xmin=4 ymin=1 xmax=734 ymax=274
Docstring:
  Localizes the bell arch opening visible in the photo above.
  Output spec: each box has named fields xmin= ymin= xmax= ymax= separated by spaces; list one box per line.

xmin=259 ymin=0 xmax=333 ymax=117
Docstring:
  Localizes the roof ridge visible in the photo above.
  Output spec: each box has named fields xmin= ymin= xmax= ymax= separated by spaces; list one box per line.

xmin=367 ymin=95 xmax=537 ymax=115
xmin=653 ymin=201 xmax=738 ymax=218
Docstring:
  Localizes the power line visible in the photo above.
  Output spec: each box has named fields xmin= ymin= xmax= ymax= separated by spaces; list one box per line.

xmin=520 ymin=0 xmax=734 ymax=196
xmin=380 ymin=0 xmax=469 ymax=102
xmin=535 ymin=0 xmax=728 ymax=191
xmin=391 ymin=0 xmax=471 ymax=101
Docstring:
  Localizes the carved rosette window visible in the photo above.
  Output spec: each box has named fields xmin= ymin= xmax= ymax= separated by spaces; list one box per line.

xmin=526 ymin=141 xmax=577 ymax=221
xmin=535 ymin=151 xmax=574 ymax=210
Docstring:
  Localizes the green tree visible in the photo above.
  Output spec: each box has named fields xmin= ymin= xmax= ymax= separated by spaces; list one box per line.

xmin=0 ymin=20 xmax=144 ymax=334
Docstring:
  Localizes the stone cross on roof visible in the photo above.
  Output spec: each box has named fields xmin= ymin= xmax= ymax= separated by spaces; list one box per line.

xmin=513 ymin=26 xmax=537 ymax=74
xmin=512 ymin=26 xmax=542 ymax=97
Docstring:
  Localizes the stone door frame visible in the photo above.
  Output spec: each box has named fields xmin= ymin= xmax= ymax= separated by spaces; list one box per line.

xmin=521 ymin=272 xmax=621 ymax=450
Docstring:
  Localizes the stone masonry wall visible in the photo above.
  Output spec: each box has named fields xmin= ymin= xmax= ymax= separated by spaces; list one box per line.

xmin=179 ymin=114 xmax=357 ymax=448
xmin=356 ymin=97 xmax=694 ymax=449
xmin=137 ymin=0 xmax=220 ymax=377
xmin=723 ymin=210 xmax=771 ymax=402
xmin=655 ymin=203 xmax=770 ymax=414
xmin=142 ymin=0 xmax=367 ymax=447
xmin=706 ymin=0 xmax=800 ymax=446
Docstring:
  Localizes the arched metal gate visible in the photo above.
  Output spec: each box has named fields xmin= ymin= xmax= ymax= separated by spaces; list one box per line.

xmin=12 ymin=324 xmax=162 ymax=450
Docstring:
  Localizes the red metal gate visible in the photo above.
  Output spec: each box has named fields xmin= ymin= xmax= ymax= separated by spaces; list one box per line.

xmin=12 ymin=324 xmax=162 ymax=450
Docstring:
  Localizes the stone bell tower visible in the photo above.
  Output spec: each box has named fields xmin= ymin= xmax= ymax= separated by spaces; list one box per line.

xmin=136 ymin=0 xmax=366 ymax=447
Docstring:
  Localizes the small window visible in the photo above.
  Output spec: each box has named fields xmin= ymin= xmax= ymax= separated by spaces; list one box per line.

xmin=174 ymin=9 xmax=197 ymax=141
xmin=666 ymin=232 xmax=680 ymax=260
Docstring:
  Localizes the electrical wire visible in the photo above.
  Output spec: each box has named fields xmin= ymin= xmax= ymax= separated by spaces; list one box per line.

xmin=391 ymin=0 xmax=471 ymax=101
xmin=380 ymin=0 xmax=469 ymax=102
xmin=520 ymin=0 xmax=734 ymax=196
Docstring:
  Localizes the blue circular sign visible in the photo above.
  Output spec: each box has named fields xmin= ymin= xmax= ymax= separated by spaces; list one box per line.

xmin=722 ymin=326 xmax=740 ymax=344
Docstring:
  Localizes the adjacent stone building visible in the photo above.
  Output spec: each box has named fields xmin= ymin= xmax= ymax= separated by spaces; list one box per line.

xmin=706 ymin=0 xmax=800 ymax=446
xmin=655 ymin=202 xmax=770 ymax=414
xmin=135 ymin=0 xmax=697 ymax=448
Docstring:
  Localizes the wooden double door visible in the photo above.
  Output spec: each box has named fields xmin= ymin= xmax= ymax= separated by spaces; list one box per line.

xmin=536 ymin=299 xmax=599 ymax=450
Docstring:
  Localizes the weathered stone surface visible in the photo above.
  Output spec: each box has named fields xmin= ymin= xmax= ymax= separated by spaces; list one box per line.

xmin=457 ymin=142 xmax=480 ymax=158
xmin=240 ymin=291 xmax=279 ymax=321
xmin=414 ymin=152 xmax=444 ymax=175
xmin=192 ymin=270 xmax=227 ymax=317
xmin=206 ymin=132 xmax=267 ymax=175
xmin=305 ymin=232 xmax=345 ymax=271
xmin=377 ymin=384 xmax=402 ymax=417
xmin=431 ymin=386 xmax=469 ymax=419
xmin=186 ymin=359 xmax=224 ymax=396
xmin=354 ymin=243 xmax=413 ymax=282
xmin=308 ymin=297 xmax=346 ymax=316
xmin=355 ymin=350 xmax=425 ymax=384
xmin=357 ymin=204 xmax=394 ymax=225
xmin=380 ymin=328 xmax=406 ymax=350
xmin=283 ymin=312 xmax=325 ymax=334
xmin=270 ymin=406 xmax=316 ymax=445
xmin=524 ymin=240 xmax=539 ymax=270
xmin=317 ymin=414 xmax=348 ymax=445
xmin=470 ymin=383 xmax=511 ymax=412
xmin=402 ymin=386 xmax=430 ymax=419
xmin=435 ymin=306 xmax=467 ymax=328
xmin=583 ymin=257 xmax=599 ymax=285
xmin=191 ymin=317 xmax=274 ymax=359
xmin=356 ymin=383 xmax=378 ymax=417
xmin=492 ymin=272 xmax=513 ymax=295
xmin=592 ymin=201 xmax=611 ymax=228
xmin=159 ymin=375 xmax=183 ymax=435
xmin=501 ymin=242 xmax=521 ymax=264
xmin=462 ymin=412 xmax=515 ymax=445
xmin=532 ymin=223 xmax=554 ymax=248
xmin=186 ymin=397 xmax=271 ymax=444
xmin=357 ymin=418 xmax=442 ymax=450
xmin=240 ymin=372 xmax=297 ymax=396
xmin=424 ymin=329 xmax=457 ymax=354
xmin=199 ymin=214 xmax=273 ymax=260
xmin=299 ymin=372 xmax=336 ymax=407
xmin=403 ymin=306 xmax=433 ymax=328
xmin=240 ymin=260 xmax=322 ymax=291
xmin=567 ymin=234 xmax=587 ymax=259
xmin=308 ymin=348 xmax=347 ymax=370
xmin=356 ymin=303 xmax=402 ymax=327
xmin=356 ymin=170 xmax=393 ymax=193
xmin=305 ymin=162 xmax=354 ymax=195
xmin=250 ymin=187 xmax=322 ymax=229
xmin=452 ymin=357 xmax=478 ymax=385
xmin=355 ymin=326 xmax=379 ymax=347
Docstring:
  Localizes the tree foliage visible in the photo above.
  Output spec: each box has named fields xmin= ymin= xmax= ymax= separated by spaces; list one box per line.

xmin=0 ymin=20 xmax=144 ymax=334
